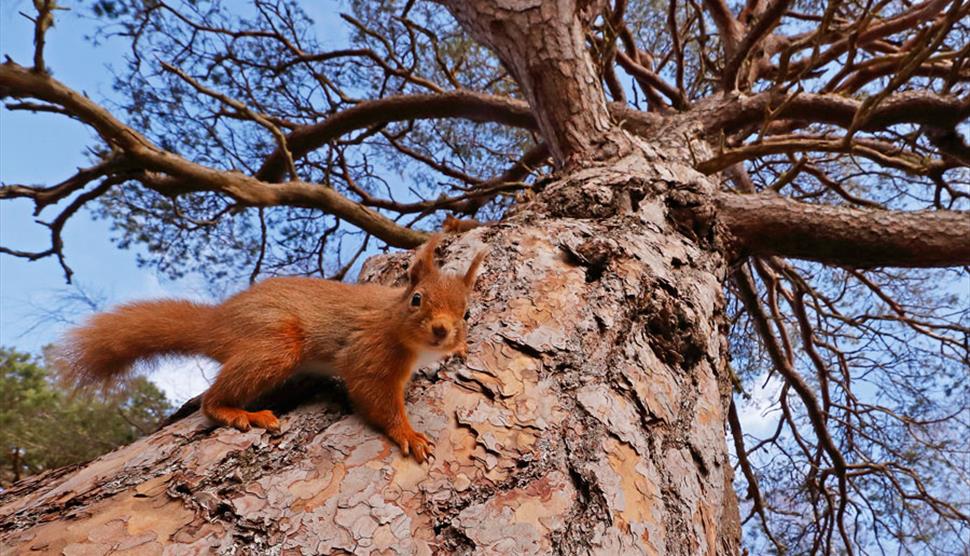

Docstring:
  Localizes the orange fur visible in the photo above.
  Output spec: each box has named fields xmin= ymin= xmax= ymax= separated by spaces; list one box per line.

xmin=57 ymin=236 xmax=486 ymax=462
xmin=442 ymin=214 xmax=481 ymax=234
xmin=56 ymin=299 xmax=217 ymax=388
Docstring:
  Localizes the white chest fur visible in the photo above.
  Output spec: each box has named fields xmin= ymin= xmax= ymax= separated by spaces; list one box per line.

xmin=412 ymin=349 xmax=448 ymax=374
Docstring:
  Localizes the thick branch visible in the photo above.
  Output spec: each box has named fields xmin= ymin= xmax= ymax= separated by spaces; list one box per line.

xmin=717 ymin=193 xmax=970 ymax=267
xmin=703 ymin=0 xmax=744 ymax=55
xmin=257 ymin=92 xmax=536 ymax=182
xmin=615 ymin=50 xmax=687 ymax=109
xmin=137 ymin=171 xmax=428 ymax=248
xmin=704 ymin=90 xmax=970 ymax=135
xmin=721 ymin=0 xmax=791 ymax=90
xmin=697 ymin=135 xmax=949 ymax=176
xmin=0 ymin=60 xmax=155 ymax=152
xmin=0 ymin=61 xmax=427 ymax=248
xmin=259 ymin=93 xmax=666 ymax=185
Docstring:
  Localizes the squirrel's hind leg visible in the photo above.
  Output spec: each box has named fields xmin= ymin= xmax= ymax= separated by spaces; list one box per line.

xmin=202 ymin=324 xmax=304 ymax=433
xmin=203 ymin=405 xmax=281 ymax=433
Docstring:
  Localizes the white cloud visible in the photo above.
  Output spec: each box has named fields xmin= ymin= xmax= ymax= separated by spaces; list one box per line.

xmin=737 ymin=372 xmax=784 ymax=439
xmin=146 ymin=356 xmax=217 ymax=408
xmin=124 ymin=272 xmax=214 ymax=304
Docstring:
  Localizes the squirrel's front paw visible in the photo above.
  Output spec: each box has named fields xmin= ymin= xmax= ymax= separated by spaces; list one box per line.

xmin=389 ymin=427 xmax=435 ymax=463
xmin=452 ymin=345 xmax=468 ymax=359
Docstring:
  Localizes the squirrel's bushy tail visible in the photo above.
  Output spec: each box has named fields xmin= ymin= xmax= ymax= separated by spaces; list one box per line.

xmin=56 ymin=299 xmax=218 ymax=388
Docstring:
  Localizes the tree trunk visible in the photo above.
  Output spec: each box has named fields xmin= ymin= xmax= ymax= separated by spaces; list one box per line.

xmin=439 ymin=0 xmax=636 ymax=168
xmin=0 ymin=133 xmax=740 ymax=554
xmin=0 ymin=0 xmax=742 ymax=550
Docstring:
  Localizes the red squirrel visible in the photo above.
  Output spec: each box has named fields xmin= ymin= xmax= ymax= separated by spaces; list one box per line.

xmin=442 ymin=214 xmax=481 ymax=234
xmin=58 ymin=236 xmax=484 ymax=463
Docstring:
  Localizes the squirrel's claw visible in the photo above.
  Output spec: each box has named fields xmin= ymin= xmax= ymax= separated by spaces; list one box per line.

xmin=411 ymin=440 xmax=431 ymax=463
xmin=391 ymin=428 xmax=434 ymax=463
xmin=411 ymin=431 xmax=435 ymax=463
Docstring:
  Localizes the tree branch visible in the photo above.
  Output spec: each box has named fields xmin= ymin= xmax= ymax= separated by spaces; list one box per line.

xmin=615 ymin=50 xmax=687 ymax=109
xmin=721 ymin=0 xmax=791 ymax=90
xmin=702 ymin=0 xmax=744 ymax=56
xmin=704 ymin=90 xmax=970 ymax=135
xmin=29 ymin=0 xmax=57 ymax=72
xmin=778 ymin=0 xmax=955 ymax=81
xmin=0 ymin=60 xmax=427 ymax=248
xmin=697 ymin=134 xmax=950 ymax=176
xmin=256 ymin=92 xmax=536 ymax=182
xmin=160 ymin=61 xmax=299 ymax=180
xmin=0 ymin=151 xmax=127 ymax=214
xmin=728 ymin=400 xmax=786 ymax=553
xmin=717 ymin=193 xmax=970 ymax=267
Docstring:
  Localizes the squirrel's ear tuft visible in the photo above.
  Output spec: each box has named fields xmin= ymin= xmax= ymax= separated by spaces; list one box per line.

xmin=463 ymin=250 xmax=487 ymax=288
xmin=409 ymin=234 xmax=441 ymax=286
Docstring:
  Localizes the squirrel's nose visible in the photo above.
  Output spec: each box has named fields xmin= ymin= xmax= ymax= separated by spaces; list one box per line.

xmin=432 ymin=324 xmax=448 ymax=339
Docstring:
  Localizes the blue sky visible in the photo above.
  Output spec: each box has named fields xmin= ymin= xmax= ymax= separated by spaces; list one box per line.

xmin=0 ymin=1 xmax=793 ymax=431
xmin=0 ymin=2 xmax=220 ymax=403
xmin=0 ymin=2 xmax=362 ymax=405
xmin=0 ymin=1 xmax=378 ymax=405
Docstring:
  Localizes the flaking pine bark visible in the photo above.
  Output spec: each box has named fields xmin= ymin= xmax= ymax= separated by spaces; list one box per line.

xmin=3 ymin=0 xmax=970 ymax=552
xmin=0 ymin=132 xmax=740 ymax=554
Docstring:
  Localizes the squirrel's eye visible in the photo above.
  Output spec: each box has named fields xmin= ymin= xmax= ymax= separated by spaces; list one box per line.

xmin=410 ymin=292 xmax=422 ymax=307
xmin=464 ymin=309 xmax=471 ymax=321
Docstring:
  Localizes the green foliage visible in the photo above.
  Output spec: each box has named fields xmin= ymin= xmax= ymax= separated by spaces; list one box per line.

xmin=0 ymin=346 xmax=172 ymax=486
